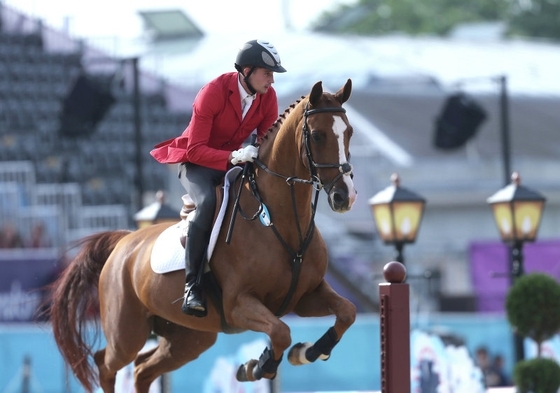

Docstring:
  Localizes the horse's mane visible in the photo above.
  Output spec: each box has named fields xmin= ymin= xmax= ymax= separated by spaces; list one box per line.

xmin=261 ymin=95 xmax=307 ymax=143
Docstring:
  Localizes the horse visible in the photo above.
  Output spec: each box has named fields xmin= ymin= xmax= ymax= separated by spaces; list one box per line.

xmin=49 ymin=79 xmax=358 ymax=393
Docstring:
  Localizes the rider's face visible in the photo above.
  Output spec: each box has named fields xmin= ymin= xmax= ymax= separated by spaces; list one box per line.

xmin=244 ymin=67 xmax=275 ymax=94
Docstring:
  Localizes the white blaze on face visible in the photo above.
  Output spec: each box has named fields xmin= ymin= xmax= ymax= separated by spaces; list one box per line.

xmin=332 ymin=116 xmax=357 ymax=206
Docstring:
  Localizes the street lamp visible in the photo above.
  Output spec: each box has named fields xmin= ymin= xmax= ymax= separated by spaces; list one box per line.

xmin=133 ymin=190 xmax=179 ymax=229
xmin=487 ymin=171 xmax=546 ymax=362
xmin=368 ymin=173 xmax=426 ymax=265
xmin=487 ymin=172 xmax=546 ymax=278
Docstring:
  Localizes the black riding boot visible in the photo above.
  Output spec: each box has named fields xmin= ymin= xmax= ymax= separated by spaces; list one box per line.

xmin=182 ymin=222 xmax=210 ymax=317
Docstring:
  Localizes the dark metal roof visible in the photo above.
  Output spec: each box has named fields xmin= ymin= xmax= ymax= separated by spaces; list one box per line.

xmin=348 ymin=89 xmax=560 ymax=161
xmin=278 ymin=81 xmax=560 ymax=162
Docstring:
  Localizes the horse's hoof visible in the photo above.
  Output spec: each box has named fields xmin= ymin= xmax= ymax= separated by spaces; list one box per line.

xmin=236 ymin=359 xmax=258 ymax=382
xmin=236 ymin=364 xmax=249 ymax=382
xmin=288 ymin=342 xmax=312 ymax=366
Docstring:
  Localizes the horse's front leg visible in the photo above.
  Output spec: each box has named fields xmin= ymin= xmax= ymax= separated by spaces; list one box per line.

xmin=227 ymin=294 xmax=291 ymax=382
xmin=288 ymin=279 xmax=356 ymax=365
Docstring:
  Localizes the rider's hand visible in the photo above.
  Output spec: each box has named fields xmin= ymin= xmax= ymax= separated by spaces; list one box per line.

xmin=230 ymin=145 xmax=258 ymax=165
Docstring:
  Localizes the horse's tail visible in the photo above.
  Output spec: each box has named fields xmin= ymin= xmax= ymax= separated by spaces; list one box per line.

xmin=49 ymin=230 xmax=131 ymax=393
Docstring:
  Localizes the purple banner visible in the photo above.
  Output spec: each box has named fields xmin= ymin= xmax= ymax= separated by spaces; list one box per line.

xmin=0 ymin=249 xmax=61 ymax=322
xmin=469 ymin=239 xmax=560 ymax=312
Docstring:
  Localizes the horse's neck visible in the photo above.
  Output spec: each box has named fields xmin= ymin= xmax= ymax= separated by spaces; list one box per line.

xmin=256 ymin=112 xmax=313 ymax=221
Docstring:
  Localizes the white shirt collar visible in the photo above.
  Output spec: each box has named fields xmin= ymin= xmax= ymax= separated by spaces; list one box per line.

xmin=238 ymin=76 xmax=255 ymax=104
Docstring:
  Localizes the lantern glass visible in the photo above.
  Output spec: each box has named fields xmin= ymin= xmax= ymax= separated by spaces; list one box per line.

xmin=371 ymin=201 xmax=424 ymax=244
xmin=490 ymin=202 xmax=514 ymax=242
xmin=490 ymin=200 xmax=544 ymax=242
xmin=371 ymin=203 xmax=393 ymax=243
xmin=393 ymin=201 xmax=424 ymax=243
xmin=513 ymin=200 xmax=544 ymax=241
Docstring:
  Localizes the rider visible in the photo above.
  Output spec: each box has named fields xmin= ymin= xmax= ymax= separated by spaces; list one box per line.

xmin=150 ymin=39 xmax=287 ymax=317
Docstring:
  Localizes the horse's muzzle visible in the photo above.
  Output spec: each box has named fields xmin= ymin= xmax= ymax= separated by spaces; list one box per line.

xmin=327 ymin=183 xmax=357 ymax=212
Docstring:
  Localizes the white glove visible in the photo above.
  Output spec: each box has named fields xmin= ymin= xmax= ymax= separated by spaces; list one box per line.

xmin=231 ymin=145 xmax=258 ymax=165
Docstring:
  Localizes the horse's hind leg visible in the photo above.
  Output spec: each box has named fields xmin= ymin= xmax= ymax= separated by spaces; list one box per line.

xmin=288 ymin=279 xmax=356 ymax=365
xmin=94 ymin=349 xmax=118 ymax=393
xmin=94 ymin=321 xmax=151 ymax=393
xmin=133 ymin=317 xmax=218 ymax=393
xmin=95 ymin=291 xmax=152 ymax=392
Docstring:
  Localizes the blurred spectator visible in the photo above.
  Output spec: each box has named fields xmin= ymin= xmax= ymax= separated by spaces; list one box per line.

xmin=475 ymin=346 xmax=506 ymax=387
xmin=0 ymin=222 xmax=24 ymax=248
xmin=27 ymin=221 xmax=52 ymax=248
xmin=492 ymin=354 xmax=511 ymax=386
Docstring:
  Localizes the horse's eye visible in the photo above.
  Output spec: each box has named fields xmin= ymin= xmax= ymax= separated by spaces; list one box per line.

xmin=311 ymin=131 xmax=323 ymax=142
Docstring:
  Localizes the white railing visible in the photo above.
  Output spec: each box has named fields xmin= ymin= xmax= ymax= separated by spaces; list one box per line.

xmin=34 ymin=182 xmax=82 ymax=229
xmin=0 ymin=161 xmax=132 ymax=248
xmin=0 ymin=161 xmax=35 ymax=207
xmin=79 ymin=205 xmax=128 ymax=230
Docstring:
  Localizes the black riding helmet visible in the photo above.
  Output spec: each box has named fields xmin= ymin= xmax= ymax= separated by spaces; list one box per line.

xmin=235 ymin=39 xmax=286 ymax=94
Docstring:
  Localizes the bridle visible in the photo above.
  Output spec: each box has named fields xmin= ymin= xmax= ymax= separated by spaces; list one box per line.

xmin=301 ymin=104 xmax=353 ymax=194
xmin=254 ymin=103 xmax=353 ymax=193
xmin=229 ymin=102 xmax=353 ymax=316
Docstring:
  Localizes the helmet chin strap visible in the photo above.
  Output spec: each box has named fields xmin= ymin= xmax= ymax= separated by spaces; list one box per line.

xmin=242 ymin=66 xmax=257 ymax=95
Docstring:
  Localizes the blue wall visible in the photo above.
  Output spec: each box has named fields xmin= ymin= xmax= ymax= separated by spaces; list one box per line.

xmin=0 ymin=313 xmax=516 ymax=393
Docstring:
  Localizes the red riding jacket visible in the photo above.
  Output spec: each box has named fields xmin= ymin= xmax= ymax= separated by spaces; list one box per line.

xmin=150 ymin=72 xmax=279 ymax=171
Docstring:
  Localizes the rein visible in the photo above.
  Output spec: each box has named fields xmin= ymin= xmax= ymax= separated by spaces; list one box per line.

xmin=231 ymin=104 xmax=350 ymax=316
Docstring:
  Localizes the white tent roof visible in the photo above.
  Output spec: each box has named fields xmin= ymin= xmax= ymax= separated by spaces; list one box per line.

xmin=133 ymin=32 xmax=560 ymax=98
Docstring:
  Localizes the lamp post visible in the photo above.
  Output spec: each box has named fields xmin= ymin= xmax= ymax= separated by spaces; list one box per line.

xmin=368 ymin=173 xmax=426 ymax=265
xmin=487 ymin=171 xmax=546 ymax=362
xmin=80 ymin=56 xmax=144 ymax=213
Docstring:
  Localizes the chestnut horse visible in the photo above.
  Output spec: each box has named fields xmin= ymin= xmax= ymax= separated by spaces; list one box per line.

xmin=49 ymin=79 xmax=357 ymax=393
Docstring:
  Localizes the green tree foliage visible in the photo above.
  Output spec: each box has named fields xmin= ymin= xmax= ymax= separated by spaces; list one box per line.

xmin=506 ymin=273 xmax=560 ymax=392
xmin=507 ymin=0 xmax=560 ymax=40
xmin=314 ymin=0 xmax=560 ymax=41
xmin=514 ymin=358 xmax=560 ymax=393
xmin=506 ymin=273 xmax=560 ymax=354
xmin=315 ymin=0 xmax=509 ymax=35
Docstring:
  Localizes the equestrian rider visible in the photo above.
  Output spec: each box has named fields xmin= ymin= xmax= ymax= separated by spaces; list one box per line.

xmin=150 ymin=39 xmax=287 ymax=317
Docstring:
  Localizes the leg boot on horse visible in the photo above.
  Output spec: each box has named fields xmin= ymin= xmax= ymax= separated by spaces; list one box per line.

xmin=182 ymin=222 xmax=210 ymax=317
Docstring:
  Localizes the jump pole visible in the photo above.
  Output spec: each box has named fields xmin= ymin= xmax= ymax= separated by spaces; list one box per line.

xmin=379 ymin=261 xmax=410 ymax=393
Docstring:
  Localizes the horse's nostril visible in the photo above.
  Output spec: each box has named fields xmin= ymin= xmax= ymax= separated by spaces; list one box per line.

xmin=330 ymin=190 xmax=348 ymax=209
xmin=333 ymin=193 xmax=344 ymax=204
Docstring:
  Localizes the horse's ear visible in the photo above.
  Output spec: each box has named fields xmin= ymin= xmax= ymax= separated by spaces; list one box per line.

xmin=335 ymin=79 xmax=352 ymax=105
xmin=309 ymin=81 xmax=323 ymax=106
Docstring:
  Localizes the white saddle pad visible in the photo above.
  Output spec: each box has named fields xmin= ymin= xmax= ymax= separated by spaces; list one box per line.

xmin=150 ymin=166 xmax=242 ymax=274
xmin=150 ymin=223 xmax=185 ymax=274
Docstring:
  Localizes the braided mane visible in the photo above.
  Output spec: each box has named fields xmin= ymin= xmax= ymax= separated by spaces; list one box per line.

xmin=261 ymin=96 xmax=306 ymax=142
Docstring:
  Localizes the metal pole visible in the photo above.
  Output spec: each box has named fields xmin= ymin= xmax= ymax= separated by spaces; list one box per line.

xmin=511 ymin=241 xmax=525 ymax=362
xmin=21 ymin=356 xmax=31 ymax=393
xmin=499 ymin=75 xmax=512 ymax=187
xmin=499 ymin=76 xmax=525 ymax=363
xmin=394 ymin=243 xmax=404 ymax=265
xmin=132 ymin=57 xmax=144 ymax=212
